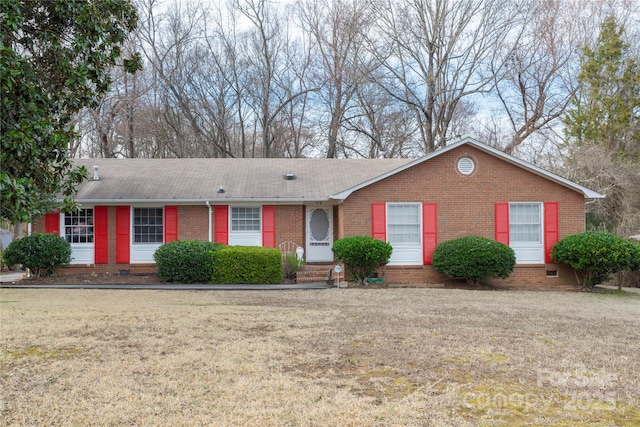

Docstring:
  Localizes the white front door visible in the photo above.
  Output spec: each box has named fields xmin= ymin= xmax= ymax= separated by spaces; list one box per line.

xmin=306 ymin=206 xmax=333 ymax=262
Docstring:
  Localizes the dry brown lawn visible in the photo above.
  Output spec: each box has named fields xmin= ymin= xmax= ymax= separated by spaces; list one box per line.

xmin=1 ymin=287 xmax=639 ymax=426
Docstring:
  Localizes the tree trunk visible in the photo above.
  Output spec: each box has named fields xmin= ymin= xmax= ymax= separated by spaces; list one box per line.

xmin=13 ymin=222 xmax=23 ymax=242
xmin=10 ymin=222 xmax=24 ymax=271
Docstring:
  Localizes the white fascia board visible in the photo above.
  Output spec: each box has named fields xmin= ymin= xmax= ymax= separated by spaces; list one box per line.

xmin=331 ymin=136 xmax=605 ymax=200
xmin=469 ymin=141 xmax=606 ymax=199
xmin=57 ymin=197 xmax=331 ymax=205
xmin=330 ymin=137 xmax=477 ymax=200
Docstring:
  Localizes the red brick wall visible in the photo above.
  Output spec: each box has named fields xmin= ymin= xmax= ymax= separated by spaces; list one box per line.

xmin=32 ymin=206 xmax=156 ymax=275
xmin=30 ymin=146 xmax=589 ymax=288
xmin=35 ymin=203 xmax=308 ymax=275
xmin=274 ymin=205 xmax=305 ymax=249
xmin=178 ymin=205 xmax=209 ymax=241
xmin=340 ymin=146 xmax=586 ymax=289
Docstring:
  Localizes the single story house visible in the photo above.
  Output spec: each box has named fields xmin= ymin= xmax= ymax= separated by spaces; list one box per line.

xmin=32 ymin=136 xmax=604 ymax=288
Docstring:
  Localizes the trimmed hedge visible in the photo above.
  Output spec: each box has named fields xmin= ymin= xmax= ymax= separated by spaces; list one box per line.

xmin=332 ymin=236 xmax=392 ymax=284
xmin=211 ymin=246 xmax=283 ymax=284
xmin=432 ymin=236 xmax=516 ymax=284
xmin=551 ymin=231 xmax=640 ymax=289
xmin=154 ymin=240 xmax=224 ymax=283
xmin=2 ymin=233 xmax=71 ymax=278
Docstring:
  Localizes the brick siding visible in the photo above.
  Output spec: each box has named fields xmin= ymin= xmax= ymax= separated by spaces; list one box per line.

xmin=31 ymin=145 xmax=588 ymax=288
xmin=338 ymin=145 xmax=586 ymax=288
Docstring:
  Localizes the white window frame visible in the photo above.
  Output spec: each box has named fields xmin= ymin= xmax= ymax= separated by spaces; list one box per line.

xmin=62 ymin=208 xmax=94 ymax=265
xmin=509 ymin=202 xmax=544 ymax=264
xmin=386 ymin=203 xmax=422 ymax=266
xmin=131 ymin=207 xmax=164 ymax=263
xmin=229 ymin=206 xmax=262 ymax=246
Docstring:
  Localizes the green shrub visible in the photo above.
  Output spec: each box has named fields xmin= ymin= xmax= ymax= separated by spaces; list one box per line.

xmin=551 ymin=231 xmax=640 ymax=289
xmin=154 ymin=240 xmax=224 ymax=283
xmin=283 ymin=251 xmax=304 ymax=280
xmin=211 ymin=246 xmax=283 ymax=284
xmin=629 ymin=241 xmax=640 ymax=273
xmin=432 ymin=236 xmax=516 ymax=284
xmin=332 ymin=236 xmax=392 ymax=284
xmin=1 ymin=233 xmax=71 ymax=278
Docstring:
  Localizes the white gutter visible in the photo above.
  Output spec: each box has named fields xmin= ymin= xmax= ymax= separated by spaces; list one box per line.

xmin=57 ymin=197 xmax=332 ymax=204
xmin=205 ymin=201 xmax=213 ymax=242
xmin=330 ymin=137 xmax=606 ymax=200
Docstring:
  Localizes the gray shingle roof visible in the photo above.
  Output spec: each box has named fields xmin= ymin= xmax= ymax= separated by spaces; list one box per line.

xmin=70 ymin=158 xmax=412 ymax=203
xmin=68 ymin=137 xmax=604 ymax=203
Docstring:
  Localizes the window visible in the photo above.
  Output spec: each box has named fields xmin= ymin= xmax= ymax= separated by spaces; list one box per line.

xmin=387 ymin=204 xmax=421 ymax=244
xmin=64 ymin=209 xmax=94 ymax=243
xmin=509 ymin=202 xmax=543 ymax=263
xmin=231 ymin=207 xmax=260 ymax=231
xmin=387 ymin=203 xmax=423 ymax=265
xmin=510 ymin=203 xmax=541 ymax=243
xmin=133 ymin=208 xmax=163 ymax=243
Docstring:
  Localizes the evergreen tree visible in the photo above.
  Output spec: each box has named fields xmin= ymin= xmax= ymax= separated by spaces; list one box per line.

xmin=0 ymin=0 xmax=140 ymax=231
xmin=564 ymin=16 xmax=640 ymax=158
xmin=563 ymin=16 xmax=640 ymax=240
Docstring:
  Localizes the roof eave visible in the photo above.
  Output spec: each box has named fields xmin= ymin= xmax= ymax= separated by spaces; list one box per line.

xmin=58 ymin=197 xmax=332 ymax=205
xmin=332 ymin=136 xmax=606 ymax=200
xmin=466 ymin=141 xmax=606 ymax=199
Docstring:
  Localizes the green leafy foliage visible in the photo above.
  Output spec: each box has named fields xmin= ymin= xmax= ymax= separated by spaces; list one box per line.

xmin=211 ymin=246 xmax=283 ymax=284
xmin=629 ymin=241 xmax=640 ymax=272
xmin=0 ymin=0 xmax=139 ymax=224
xmin=563 ymin=16 xmax=640 ymax=235
xmin=2 ymin=233 xmax=70 ymax=278
xmin=154 ymin=240 xmax=224 ymax=283
xmin=332 ymin=236 xmax=392 ymax=284
xmin=551 ymin=231 xmax=640 ymax=289
xmin=564 ymin=16 xmax=639 ymax=157
xmin=432 ymin=236 xmax=516 ymax=284
xmin=283 ymin=251 xmax=304 ymax=280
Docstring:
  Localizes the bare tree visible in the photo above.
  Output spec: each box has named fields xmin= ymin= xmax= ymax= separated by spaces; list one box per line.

xmin=564 ymin=145 xmax=640 ymax=237
xmin=235 ymin=0 xmax=317 ymax=157
xmin=368 ymin=0 xmax=519 ymax=153
xmin=342 ymin=77 xmax=418 ymax=158
xmin=77 ymin=34 xmax=151 ymax=159
xmin=296 ymin=0 xmax=375 ymax=158
xmin=137 ymin=0 xmax=213 ymax=156
xmin=490 ymin=1 xmax=577 ymax=154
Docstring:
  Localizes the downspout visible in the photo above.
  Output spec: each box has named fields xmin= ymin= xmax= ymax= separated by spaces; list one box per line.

xmin=205 ymin=201 xmax=213 ymax=242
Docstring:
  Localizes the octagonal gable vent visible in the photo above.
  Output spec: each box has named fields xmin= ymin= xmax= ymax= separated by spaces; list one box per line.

xmin=457 ymin=157 xmax=475 ymax=175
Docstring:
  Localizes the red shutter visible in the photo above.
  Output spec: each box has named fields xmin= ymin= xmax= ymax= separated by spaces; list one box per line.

xmin=544 ymin=202 xmax=559 ymax=263
xmin=495 ymin=203 xmax=510 ymax=245
xmin=422 ymin=203 xmax=437 ymax=265
xmin=371 ymin=203 xmax=386 ymax=241
xmin=214 ymin=205 xmax=228 ymax=245
xmin=116 ymin=206 xmax=130 ymax=264
xmin=94 ymin=206 xmax=109 ymax=264
xmin=262 ymin=206 xmax=276 ymax=248
xmin=45 ymin=212 xmax=60 ymax=236
xmin=164 ymin=206 xmax=178 ymax=243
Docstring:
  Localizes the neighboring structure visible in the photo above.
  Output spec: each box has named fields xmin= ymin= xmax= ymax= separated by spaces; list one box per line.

xmin=32 ymin=136 xmax=604 ymax=288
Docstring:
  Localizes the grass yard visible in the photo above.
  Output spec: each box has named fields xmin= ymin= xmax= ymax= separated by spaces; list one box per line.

xmin=1 ymin=287 xmax=639 ymax=426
